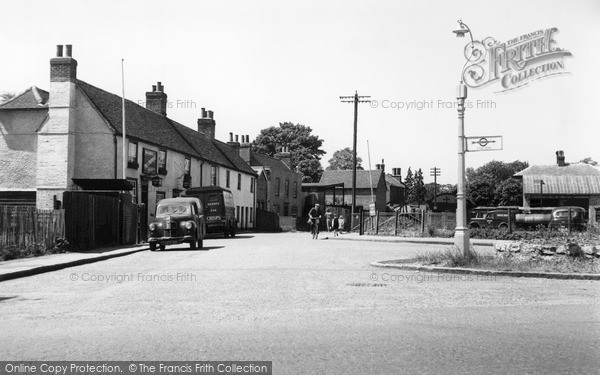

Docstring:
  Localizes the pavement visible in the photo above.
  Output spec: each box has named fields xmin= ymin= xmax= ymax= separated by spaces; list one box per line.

xmin=0 ymin=244 xmax=148 ymax=282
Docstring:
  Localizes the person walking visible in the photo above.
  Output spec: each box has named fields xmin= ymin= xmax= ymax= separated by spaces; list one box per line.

xmin=332 ymin=215 xmax=339 ymax=237
xmin=325 ymin=209 xmax=333 ymax=232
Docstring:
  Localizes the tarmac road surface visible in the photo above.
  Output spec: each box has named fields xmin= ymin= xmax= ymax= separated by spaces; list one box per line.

xmin=1 ymin=232 xmax=599 ymax=374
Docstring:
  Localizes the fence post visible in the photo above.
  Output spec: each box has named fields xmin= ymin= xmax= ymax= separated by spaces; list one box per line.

xmin=421 ymin=210 xmax=425 ymax=233
xmin=375 ymin=211 xmax=379 ymax=235
xmin=31 ymin=209 xmax=38 ymax=252
xmin=359 ymin=211 xmax=364 ymax=236
xmin=508 ymin=207 xmax=512 ymax=234
xmin=395 ymin=210 xmax=399 ymax=236
xmin=568 ymin=207 xmax=572 ymax=234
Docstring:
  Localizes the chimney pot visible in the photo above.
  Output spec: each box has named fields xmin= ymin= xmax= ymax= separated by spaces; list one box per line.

xmin=556 ymin=150 xmax=566 ymax=167
xmin=56 ymin=45 xmax=63 ymax=57
xmin=157 ymin=82 xmax=163 ymax=92
xmin=152 ymin=85 xmax=156 ymax=92
xmin=65 ymin=45 xmax=72 ymax=57
xmin=235 ymin=135 xmax=239 ymax=142
xmin=201 ymin=108 xmax=207 ymax=118
xmin=208 ymin=110 xmax=213 ymax=119
xmin=229 ymin=132 xmax=233 ymax=142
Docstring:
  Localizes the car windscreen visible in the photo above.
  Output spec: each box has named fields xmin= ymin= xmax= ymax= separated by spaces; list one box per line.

xmin=156 ymin=204 xmax=191 ymax=216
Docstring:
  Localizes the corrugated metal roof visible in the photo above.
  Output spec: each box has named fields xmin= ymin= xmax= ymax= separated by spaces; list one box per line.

xmin=523 ymin=175 xmax=600 ymax=195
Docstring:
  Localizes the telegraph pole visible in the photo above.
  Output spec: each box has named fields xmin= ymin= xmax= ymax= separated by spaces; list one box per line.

xmin=430 ymin=167 xmax=441 ymax=210
xmin=340 ymin=91 xmax=370 ymax=231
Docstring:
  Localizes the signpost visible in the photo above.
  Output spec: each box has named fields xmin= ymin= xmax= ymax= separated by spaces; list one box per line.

xmin=466 ymin=136 xmax=503 ymax=152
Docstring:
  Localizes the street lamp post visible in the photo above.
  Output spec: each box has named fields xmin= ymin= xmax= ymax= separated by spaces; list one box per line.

xmin=452 ymin=20 xmax=473 ymax=254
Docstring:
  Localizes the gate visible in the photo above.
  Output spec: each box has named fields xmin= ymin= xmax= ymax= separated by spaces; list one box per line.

xmin=64 ymin=191 xmax=138 ymax=250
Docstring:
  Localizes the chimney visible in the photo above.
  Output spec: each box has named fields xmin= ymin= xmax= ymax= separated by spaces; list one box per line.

xmin=145 ymin=81 xmax=168 ymax=116
xmin=380 ymin=159 xmax=385 ymax=172
xmin=227 ymin=132 xmax=240 ymax=152
xmin=392 ymin=168 xmax=402 ymax=179
xmin=197 ymin=108 xmax=216 ymax=140
xmin=375 ymin=164 xmax=381 ymax=170
xmin=239 ymin=134 xmax=251 ymax=164
xmin=556 ymin=150 xmax=566 ymax=167
xmin=50 ymin=44 xmax=77 ymax=82
xmin=280 ymin=146 xmax=292 ymax=170
xmin=38 ymin=45 xmax=78 ymax=209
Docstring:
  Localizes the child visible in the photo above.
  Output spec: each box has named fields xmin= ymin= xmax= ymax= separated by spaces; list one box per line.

xmin=332 ymin=215 xmax=339 ymax=237
xmin=338 ymin=215 xmax=345 ymax=234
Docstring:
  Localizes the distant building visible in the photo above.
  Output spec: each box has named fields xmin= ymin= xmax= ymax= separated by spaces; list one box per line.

xmin=514 ymin=150 xmax=600 ymax=224
xmin=230 ymin=136 xmax=303 ymax=228
xmin=0 ymin=45 xmax=257 ymax=229
xmin=317 ymin=163 xmax=405 ymax=212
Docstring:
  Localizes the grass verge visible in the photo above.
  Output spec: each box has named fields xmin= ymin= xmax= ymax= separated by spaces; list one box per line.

xmin=415 ymin=247 xmax=600 ymax=274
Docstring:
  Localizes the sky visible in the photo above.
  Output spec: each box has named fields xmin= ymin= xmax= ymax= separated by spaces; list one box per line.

xmin=2 ymin=0 xmax=599 ymax=184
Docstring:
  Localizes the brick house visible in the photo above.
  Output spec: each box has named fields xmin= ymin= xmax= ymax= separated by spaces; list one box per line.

xmin=0 ymin=45 xmax=257 ymax=229
xmin=229 ymin=136 xmax=303 ymax=226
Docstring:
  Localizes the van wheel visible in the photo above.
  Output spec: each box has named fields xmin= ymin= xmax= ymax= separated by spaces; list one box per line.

xmin=159 ymin=242 xmax=166 ymax=251
xmin=498 ymin=223 xmax=509 ymax=231
xmin=149 ymin=242 xmax=157 ymax=251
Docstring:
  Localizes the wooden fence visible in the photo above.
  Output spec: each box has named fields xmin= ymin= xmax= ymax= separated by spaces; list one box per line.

xmin=0 ymin=206 xmax=65 ymax=254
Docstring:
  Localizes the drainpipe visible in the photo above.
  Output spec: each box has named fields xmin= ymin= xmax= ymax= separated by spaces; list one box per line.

xmin=113 ymin=135 xmax=118 ymax=179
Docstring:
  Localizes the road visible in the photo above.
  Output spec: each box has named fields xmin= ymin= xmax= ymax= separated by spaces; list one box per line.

xmin=1 ymin=232 xmax=599 ymax=374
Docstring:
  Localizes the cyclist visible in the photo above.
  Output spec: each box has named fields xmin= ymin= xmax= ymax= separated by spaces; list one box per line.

xmin=308 ymin=203 xmax=323 ymax=239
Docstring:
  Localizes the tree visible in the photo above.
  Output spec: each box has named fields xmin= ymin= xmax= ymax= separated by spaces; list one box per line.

xmin=414 ymin=168 xmax=426 ymax=204
xmin=326 ymin=147 xmax=363 ymax=170
xmin=0 ymin=92 xmax=16 ymax=104
xmin=253 ymin=122 xmax=326 ymax=182
xmin=404 ymin=167 xmax=415 ymax=204
xmin=494 ymin=178 xmax=523 ymax=206
xmin=466 ymin=160 xmax=529 ymax=206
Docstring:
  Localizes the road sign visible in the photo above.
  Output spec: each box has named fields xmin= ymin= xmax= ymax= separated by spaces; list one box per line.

xmin=369 ymin=203 xmax=376 ymax=217
xmin=466 ymin=136 xmax=503 ymax=152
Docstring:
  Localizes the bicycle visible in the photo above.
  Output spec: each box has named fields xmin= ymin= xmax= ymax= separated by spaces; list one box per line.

xmin=309 ymin=218 xmax=320 ymax=239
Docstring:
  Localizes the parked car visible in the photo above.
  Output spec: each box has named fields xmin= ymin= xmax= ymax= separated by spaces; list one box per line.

xmin=184 ymin=186 xmax=237 ymax=237
xmin=148 ymin=197 xmax=205 ymax=251
xmin=547 ymin=206 xmax=587 ymax=230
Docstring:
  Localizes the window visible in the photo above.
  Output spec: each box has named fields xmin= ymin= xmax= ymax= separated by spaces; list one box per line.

xmin=237 ymin=173 xmax=242 ymax=190
xmin=273 ymin=204 xmax=280 ymax=214
xmin=275 ymin=178 xmax=280 ymax=196
xmin=285 ymin=179 xmax=289 ymax=198
xmin=127 ymin=141 xmax=138 ymax=168
xmin=184 ymin=157 xmax=191 ymax=174
xmin=250 ymin=177 xmax=254 ymax=193
xmin=293 ymin=182 xmax=298 ymax=198
xmin=142 ymin=148 xmax=158 ymax=175
xmin=236 ymin=206 xmax=240 ymax=221
xmin=291 ymin=205 xmax=298 ymax=217
xmin=156 ymin=191 xmax=166 ymax=203
xmin=158 ymin=149 xmax=167 ymax=174
xmin=127 ymin=178 xmax=138 ymax=203
xmin=211 ymin=166 xmax=217 ymax=186
xmin=226 ymin=170 xmax=230 ymax=188
xmin=284 ymin=202 xmax=289 ymax=216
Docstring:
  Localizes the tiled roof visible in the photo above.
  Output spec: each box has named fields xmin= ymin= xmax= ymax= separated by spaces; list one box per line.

xmin=385 ymin=174 xmax=406 ymax=188
xmin=77 ymin=80 xmax=255 ymax=175
xmin=77 ymin=80 xmax=198 ymax=157
xmin=319 ymin=169 xmax=384 ymax=189
xmin=516 ymin=164 xmax=600 ymax=195
xmin=0 ymin=87 xmax=48 ymax=109
xmin=213 ymin=141 xmax=256 ymax=175
xmin=250 ymin=152 xmax=291 ymax=171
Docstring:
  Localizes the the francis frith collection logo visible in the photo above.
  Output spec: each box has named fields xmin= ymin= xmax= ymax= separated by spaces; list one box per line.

xmin=462 ymin=27 xmax=572 ymax=92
